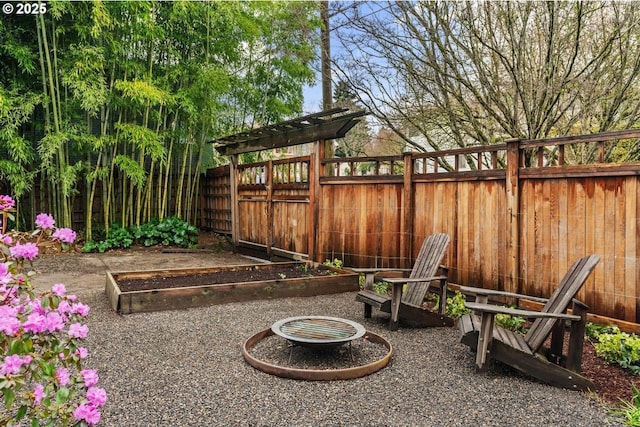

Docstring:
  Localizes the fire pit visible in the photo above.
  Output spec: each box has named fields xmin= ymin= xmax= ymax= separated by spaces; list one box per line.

xmin=242 ymin=316 xmax=393 ymax=381
xmin=271 ymin=316 xmax=366 ymax=349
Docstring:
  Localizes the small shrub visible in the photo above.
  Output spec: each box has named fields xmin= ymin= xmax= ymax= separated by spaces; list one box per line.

xmin=82 ymin=217 xmax=198 ymax=252
xmin=374 ymin=281 xmax=391 ymax=296
xmin=592 ymin=326 xmax=640 ymax=375
xmin=586 ymin=322 xmax=617 ymax=339
xmin=446 ymin=291 xmax=471 ymax=318
xmin=323 ymin=258 xmax=343 ymax=269
xmin=495 ymin=311 xmax=528 ymax=334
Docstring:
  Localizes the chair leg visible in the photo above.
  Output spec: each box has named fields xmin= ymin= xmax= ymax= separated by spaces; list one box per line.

xmin=438 ymin=278 xmax=447 ymax=316
xmin=475 ymin=312 xmax=495 ymax=371
xmin=364 ymin=303 xmax=372 ymax=318
xmin=567 ymin=302 xmax=588 ymax=372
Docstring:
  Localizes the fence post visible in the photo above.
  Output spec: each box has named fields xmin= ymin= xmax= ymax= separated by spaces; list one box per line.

xmin=505 ymin=139 xmax=521 ymax=293
xmin=230 ymin=155 xmax=239 ymax=251
xmin=266 ymin=160 xmax=273 ymax=259
xmin=400 ymin=152 xmax=414 ymax=269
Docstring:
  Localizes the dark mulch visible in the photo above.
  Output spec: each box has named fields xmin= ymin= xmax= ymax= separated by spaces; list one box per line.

xmin=581 ymin=340 xmax=640 ymax=405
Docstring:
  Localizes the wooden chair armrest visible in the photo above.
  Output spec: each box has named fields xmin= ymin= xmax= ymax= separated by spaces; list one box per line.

xmin=349 ymin=268 xmax=412 ymax=274
xmin=464 ymin=302 xmax=581 ymax=321
xmin=384 ymin=275 xmax=448 ymax=284
xmin=458 ymin=285 xmax=549 ymax=304
xmin=350 ymin=268 xmax=412 ymax=290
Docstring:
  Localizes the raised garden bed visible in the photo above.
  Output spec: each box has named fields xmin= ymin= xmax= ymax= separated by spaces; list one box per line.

xmin=105 ymin=261 xmax=360 ymax=314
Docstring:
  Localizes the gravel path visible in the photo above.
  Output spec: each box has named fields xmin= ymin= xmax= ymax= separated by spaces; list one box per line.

xmin=77 ymin=290 xmax=622 ymax=427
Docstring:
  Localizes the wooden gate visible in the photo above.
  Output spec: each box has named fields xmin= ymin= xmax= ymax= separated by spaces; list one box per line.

xmin=235 ymin=157 xmax=315 ymax=259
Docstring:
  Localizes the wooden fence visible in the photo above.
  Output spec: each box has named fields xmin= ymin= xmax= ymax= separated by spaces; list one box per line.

xmin=200 ymin=129 xmax=640 ymax=325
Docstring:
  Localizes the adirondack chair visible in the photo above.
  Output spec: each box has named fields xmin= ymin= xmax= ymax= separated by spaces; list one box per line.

xmin=353 ymin=233 xmax=453 ymax=330
xmin=458 ymin=254 xmax=600 ymax=391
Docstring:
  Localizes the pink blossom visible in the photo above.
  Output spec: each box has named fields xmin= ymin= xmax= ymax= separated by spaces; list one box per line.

xmin=0 ymin=234 xmax=12 ymax=245
xmin=86 ymin=387 xmax=107 ymax=407
xmin=33 ymin=384 xmax=45 ymax=404
xmin=75 ymin=347 xmax=88 ymax=359
xmin=57 ymin=300 xmax=72 ymax=315
xmin=0 ymin=263 xmax=12 ymax=285
xmin=72 ymin=403 xmax=101 ymax=425
xmin=68 ymin=323 xmax=89 ymax=339
xmin=35 ymin=213 xmax=55 ymax=230
xmin=0 ymin=195 xmax=15 ymax=211
xmin=51 ymin=283 xmax=67 ymax=296
xmin=1 ymin=354 xmax=29 ymax=375
xmin=28 ymin=299 xmax=46 ymax=316
xmin=80 ymin=369 xmax=99 ymax=387
xmin=44 ymin=312 xmax=65 ymax=333
xmin=0 ymin=305 xmax=20 ymax=336
xmin=1 ymin=355 xmax=22 ymax=375
xmin=9 ymin=242 xmax=39 ymax=261
xmin=72 ymin=302 xmax=90 ymax=316
xmin=52 ymin=228 xmax=76 ymax=244
xmin=55 ymin=367 xmax=70 ymax=386
xmin=22 ymin=312 xmax=46 ymax=333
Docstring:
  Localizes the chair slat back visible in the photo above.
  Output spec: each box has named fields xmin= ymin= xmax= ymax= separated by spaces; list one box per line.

xmin=402 ymin=233 xmax=450 ymax=306
xmin=524 ymin=255 xmax=600 ymax=352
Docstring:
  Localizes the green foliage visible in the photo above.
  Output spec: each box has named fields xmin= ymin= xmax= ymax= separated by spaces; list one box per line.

xmin=1 ymin=0 xmax=320 ymax=234
xmin=82 ymin=217 xmax=198 ymax=252
xmin=591 ymin=326 xmax=640 ymax=375
xmin=323 ymin=258 xmax=343 ymax=269
xmin=446 ymin=291 xmax=471 ymax=318
xmin=374 ymin=281 xmax=391 ymax=296
xmin=586 ymin=322 xmax=618 ymax=339
xmin=131 ymin=216 xmax=199 ymax=247
xmin=81 ymin=224 xmax=133 ymax=253
xmin=610 ymin=385 xmax=640 ymax=426
xmin=495 ymin=311 xmax=528 ymax=334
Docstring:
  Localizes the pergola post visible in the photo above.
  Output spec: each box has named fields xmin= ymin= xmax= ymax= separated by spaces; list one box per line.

xmin=505 ymin=138 xmax=521 ymax=293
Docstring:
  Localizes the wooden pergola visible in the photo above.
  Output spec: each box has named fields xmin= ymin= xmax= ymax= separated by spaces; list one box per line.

xmin=210 ymin=108 xmax=367 ymax=255
xmin=210 ymin=107 xmax=367 ymax=155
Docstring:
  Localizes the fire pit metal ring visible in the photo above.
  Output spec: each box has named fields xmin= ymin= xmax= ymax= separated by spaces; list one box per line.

xmin=242 ymin=327 xmax=393 ymax=381
xmin=271 ymin=315 xmax=366 ymax=348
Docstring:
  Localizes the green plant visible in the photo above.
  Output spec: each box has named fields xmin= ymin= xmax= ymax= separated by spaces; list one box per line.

xmin=610 ymin=385 xmax=640 ymax=426
xmin=81 ymin=224 xmax=133 ymax=253
xmin=495 ymin=311 xmax=528 ymax=334
xmin=374 ymin=281 xmax=391 ymax=296
xmin=131 ymin=216 xmax=198 ymax=248
xmin=446 ymin=291 xmax=471 ymax=318
xmin=323 ymin=258 xmax=343 ymax=269
xmin=82 ymin=217 xmax=198 ymax=252
xmin=592 ymin=326 xmax=640 ymax=375
xmin=586 ymin=322 xmax=617 ymax=340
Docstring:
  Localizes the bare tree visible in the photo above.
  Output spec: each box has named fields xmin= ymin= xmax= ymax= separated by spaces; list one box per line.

xmin=333 ymin=80 xmax=372 ymax=157
xmin=332 ymin=1 xmax=640 ymax=157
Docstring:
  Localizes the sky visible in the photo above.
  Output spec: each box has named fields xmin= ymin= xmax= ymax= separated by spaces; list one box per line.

xmin=303 ymin=81 xmax=324 ymax=114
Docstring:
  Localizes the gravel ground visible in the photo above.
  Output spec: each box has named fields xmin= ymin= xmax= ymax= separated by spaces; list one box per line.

xmin=76 ymin=290 xmax=623 ymax=427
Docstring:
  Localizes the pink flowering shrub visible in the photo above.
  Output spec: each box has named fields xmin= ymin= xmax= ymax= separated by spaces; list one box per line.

xmin=35 ymin=213 xmax=55 ymax=231
xmin=0 ymin=206 xmax=105 ymax=426
xmin=0 ymin=195 xmax=16 ymax=236
xmin=52 ymin=228 xmax=77 ymax=245
xmin=0 ymin=199 xmax=77 ymax=260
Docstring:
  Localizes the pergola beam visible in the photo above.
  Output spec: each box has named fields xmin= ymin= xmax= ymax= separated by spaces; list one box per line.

xmin=211 ymin=109 xmax=367 ymax=156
